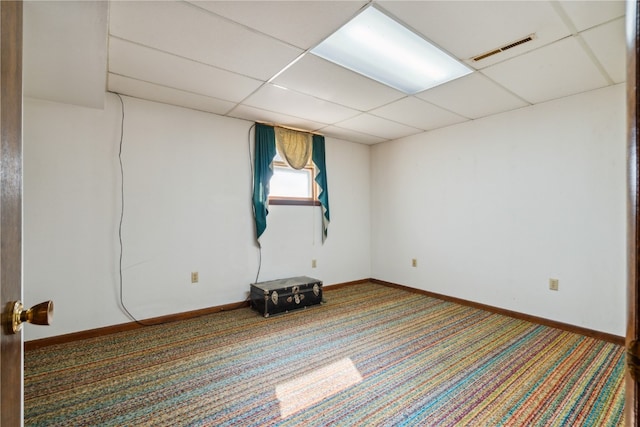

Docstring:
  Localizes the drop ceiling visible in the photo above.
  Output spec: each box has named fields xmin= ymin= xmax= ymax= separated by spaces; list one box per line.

xmin=23 ymin=1 xmax=626 ymax=145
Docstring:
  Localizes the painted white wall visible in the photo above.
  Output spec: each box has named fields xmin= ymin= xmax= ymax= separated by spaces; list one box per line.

xmin=23 ymin=83 xmax=626 ymax=339
xmin=371 ymin=84 xmax=626 ymax=336
xmin=23 ymin=93 xmax=371 ymax=340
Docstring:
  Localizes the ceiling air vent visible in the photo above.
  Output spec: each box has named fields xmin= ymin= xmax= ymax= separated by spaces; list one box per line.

xmin=472 ymin=34 xmax=536 ymax=62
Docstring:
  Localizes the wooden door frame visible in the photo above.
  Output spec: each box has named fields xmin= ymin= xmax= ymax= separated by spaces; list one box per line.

xmin=630 ymin=1 xmax=640 ymax=425
xmin=0 ymin=1 xmax=23 ymax=425
xmin=0 ymin=1 xmax=636 ymax=426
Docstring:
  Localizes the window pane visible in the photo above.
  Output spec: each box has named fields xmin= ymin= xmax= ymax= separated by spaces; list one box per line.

xmin=270 ymin=167 xmax=311 ymax=198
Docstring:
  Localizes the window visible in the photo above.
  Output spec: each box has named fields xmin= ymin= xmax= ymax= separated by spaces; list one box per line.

xmin=269 ymin=152 xmax=319 ymax=206
xmin=253 ymin=123 xmax=329 ymax=243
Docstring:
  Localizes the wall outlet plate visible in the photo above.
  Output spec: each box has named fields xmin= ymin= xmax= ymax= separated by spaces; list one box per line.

xmin=549 ymin=278 xmax=559 ymax=291
xmin=191 ymin=272 xmax=199 ymax=283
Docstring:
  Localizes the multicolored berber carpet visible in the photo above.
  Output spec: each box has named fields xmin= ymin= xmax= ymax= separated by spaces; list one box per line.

xmin=24 ymin=283 xmax=625 ymax=426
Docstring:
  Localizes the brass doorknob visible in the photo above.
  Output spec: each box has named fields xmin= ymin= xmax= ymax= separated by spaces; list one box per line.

xmin=10 ymin=300 xmax=53 ymax=333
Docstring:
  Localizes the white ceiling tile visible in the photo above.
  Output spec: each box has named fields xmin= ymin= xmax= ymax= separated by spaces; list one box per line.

xmin=481 ymin=36 xmax=609 ymax=104
xmin=109 ymin=38 xmax=262 ymax=103
xmin=559 ymin=1 xmax=625 ymax=32
xmin=188 ymin=1 xmax=367 ymax=50
xmin=417 ymin=73 xmax=530 ymax=119
xmin=243 ymin=84 xmax=360 ymax=124
xmin=371 ymin=97 xmax=468 ymax=131
xmin=272 ymin=54 xmax=406 ymax=112
xmin=581 ymin=18 xmax=626 ymax=84
xmin=320 ymin=126 xmax=387 ymax=145
xmin=378 ymin=1 xmax=569 ymax=66
xmin=229 ymin=105 xmax=327 ymax=133
xmin=24 ymin=1 xmax=108 ymax=108
xmin=109 ymin=1 xmax=302 ymax=81
xmin=108 ymin=74 xmax=237 ymax=116
xmin=337 ymin=113 xmax=423 ymax=141
xmin=23 ymin=0 xmax=624 ymax=144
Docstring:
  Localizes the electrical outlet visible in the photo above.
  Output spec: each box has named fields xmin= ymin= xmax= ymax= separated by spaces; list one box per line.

xmin=549 ymin=278 xmax=559 ymax=291
xmin=412 ymin=258 xmax=417 ymax=268
xmin=312 ymin=259 xmax=317 ymax=268
xmin=191 ymin=272 xmax=199 ymax=284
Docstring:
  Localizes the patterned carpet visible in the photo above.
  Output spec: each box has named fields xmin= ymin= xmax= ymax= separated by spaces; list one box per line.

xmin=24 ymin=283 xmax=625 ymax=426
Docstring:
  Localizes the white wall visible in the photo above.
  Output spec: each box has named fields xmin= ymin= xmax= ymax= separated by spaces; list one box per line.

xmin=23 ymin=84 xmax=626 ymax=340
xmin=23 ymin=94 xmax=371 ymax=340
xmin=371 ymin=84 xmax=626 ymax=336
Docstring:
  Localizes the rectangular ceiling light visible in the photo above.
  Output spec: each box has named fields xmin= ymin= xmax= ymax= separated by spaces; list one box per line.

xmin=311 ymin=6 xmax=472 ymax=95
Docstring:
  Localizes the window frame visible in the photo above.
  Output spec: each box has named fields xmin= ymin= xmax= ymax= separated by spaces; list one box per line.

xmin=268 ymin=159 xmax=320 ymax=206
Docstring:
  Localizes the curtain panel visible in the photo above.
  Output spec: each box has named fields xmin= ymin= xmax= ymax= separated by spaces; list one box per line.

xmin=274 ymin=126 xmax=312 ymax=170
xmin=312 ymin=134 xmax=330 ymax=242
xmin=252 ymin=123 xmax=276 ymax=243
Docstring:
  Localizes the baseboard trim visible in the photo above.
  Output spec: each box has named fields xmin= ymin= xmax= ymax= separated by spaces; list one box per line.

xmin=24 ymin=278 xmax=370 ymax=351
xmin=370 ymin=278 xmax=625 ymax=346
xmin=27 ymin=277 xmax=623 ymax=350
xmin=25 ymin=299 xmax=251 ymax=351
xmin=323 ymin=278 xmax=370 ymax=290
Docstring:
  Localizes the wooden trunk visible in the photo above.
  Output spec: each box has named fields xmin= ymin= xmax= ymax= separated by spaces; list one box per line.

xmin=250 ymin=276 xmax=323 ymax=317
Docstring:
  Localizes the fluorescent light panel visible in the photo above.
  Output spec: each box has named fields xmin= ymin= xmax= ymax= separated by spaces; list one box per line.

xmin=311 ymin=6 xmax=472 ymax=95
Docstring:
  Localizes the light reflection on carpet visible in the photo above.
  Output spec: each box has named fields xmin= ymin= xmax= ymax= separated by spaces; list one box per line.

xmin=276 ymin=357 xmax=363 ymax=419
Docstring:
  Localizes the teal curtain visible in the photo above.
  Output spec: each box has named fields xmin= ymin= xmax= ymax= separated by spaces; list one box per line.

xmin=252 ymin=124 xmax=276 ymax=243
xmin=312 ymin=134 xmax=330 ymax=242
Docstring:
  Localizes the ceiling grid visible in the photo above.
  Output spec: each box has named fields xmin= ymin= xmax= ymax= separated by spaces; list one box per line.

xmin=23 ymin=0 xmax=626 ymax=145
